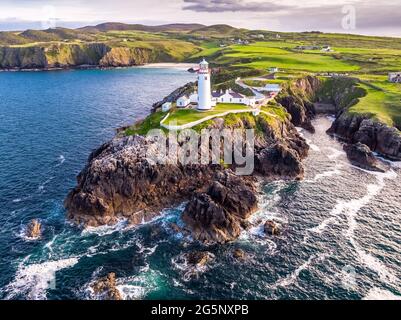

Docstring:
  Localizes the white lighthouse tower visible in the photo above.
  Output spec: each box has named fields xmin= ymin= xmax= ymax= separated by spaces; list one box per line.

xmin=197 ymin=59 xmax=212 ymax=111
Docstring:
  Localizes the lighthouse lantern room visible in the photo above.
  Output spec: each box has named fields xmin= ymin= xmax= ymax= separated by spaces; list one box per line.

xmin=197 ymin=59 xmax=213 ymax=111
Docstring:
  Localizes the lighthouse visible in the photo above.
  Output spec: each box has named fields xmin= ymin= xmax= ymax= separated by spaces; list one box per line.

xmin=197 ymin=59 xmax=212 ymax=111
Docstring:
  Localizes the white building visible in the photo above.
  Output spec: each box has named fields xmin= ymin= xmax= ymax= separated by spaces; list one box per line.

xmin=212 ymin=89 xmax=257 ymax=107
xmin=177 ymin=96 xmax=191 ymax=108
xmin=197 ymin=59 xmax=213 ymax=110
xmin=162 ymin=102 xmax=172 ymax=112
xmin=269 ymin=67 xmax=279 ymax=73
xmin=389 ymin=72 xmax=401 ymax=83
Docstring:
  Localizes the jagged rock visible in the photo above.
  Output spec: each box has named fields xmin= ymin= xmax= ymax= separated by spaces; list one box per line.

xmin=92 ymin=273 xmax=122 ymax=301
xmin=65 ymin=110 xmax=308 ymax=244
xmin=343 ymin=143 xmax=386 ymax=172
xmin=277 ymin=76 xmax=319 ymax=133
xmin=182 ymin=172 xmax=258 ymax=244
xmin=328 ymin=113 xmax=401 ymax=161
xmin=256 ymin=142 xmax=305 ymax=179
xmin=169 ymin=223 xmax=181 ymax=233
xmin=185 ymin=251 xmax=212 ymax=267
xmin=264 ymin=220 xmax=281 ymax=236
xmin=26 ymin=219 xmax=41 ymax=239
xmin=233 ymin=249 xmax=246 ymax=260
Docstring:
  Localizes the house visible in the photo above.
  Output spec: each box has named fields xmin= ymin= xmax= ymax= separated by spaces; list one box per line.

xmin=212 ymin=89 xmax=256 ymax=107
xmin=269 ymin=67 xmax=279 ymax=73
xmin=389 ymin=72 xmax=401 ymax=83
xmin=162 ymin=102 xmax=172 ymax=112
xmin=176 ymin=96 xmax=191 ymax=108
xmin=322 ymin=45 xmax=332 ymax=52
xmin=276 ymin=34 xmax=281 ymax=39
xmin=264 ymin=84 xmax=281 ymax=93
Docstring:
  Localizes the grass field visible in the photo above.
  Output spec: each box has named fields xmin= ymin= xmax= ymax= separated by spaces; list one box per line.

xmin=348 ymin=76 xmax=401 ymax=128
xmin=163 ymin=104 xmax=251 ymax=126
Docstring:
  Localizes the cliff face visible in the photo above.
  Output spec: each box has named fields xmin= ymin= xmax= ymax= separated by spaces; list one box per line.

xmin=65 ymin=114 xmax=308 ymax=243
xmin=276 ymin=76 xmax=320 ymax=133
xmin=328 ymin=113 xmax=401 ymax=160
xmin=0 ymin=46 xmax=47 ymax=69
xmin=0 ymin=43 xmax=155 ymax=69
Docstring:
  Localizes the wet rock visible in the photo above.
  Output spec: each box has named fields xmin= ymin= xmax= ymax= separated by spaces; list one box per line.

xmin=256 ymin=142 xmax=305 ymax=179
xmin=233 ymin=249 xmax=246 ymax=260
xmin=185 ymin=251 xmax=211 ymax=267
xmin=264 ymin=220 xmax=281 ymax=236
xmin=26 ymin=219 xmax=41 ymax=239
xmin=92 ymin=273 xmax=122 ymax=301
xmin=343 ymin=143 xmax=387 ymax=172
xmin=328 ymin=114 xmax=401 ymax=161
xmin=182 ymin=172 xmax=258 ymax=244
xmin=169 ymin=223 xmax=181 ymax=233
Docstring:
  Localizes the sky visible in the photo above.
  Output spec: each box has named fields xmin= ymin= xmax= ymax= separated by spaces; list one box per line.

xmin=0 ymin=0 xmax=400 ymax=37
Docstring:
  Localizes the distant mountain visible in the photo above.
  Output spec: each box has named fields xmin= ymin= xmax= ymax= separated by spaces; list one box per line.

xmin=78 ymin=22 xmax=206 ymax=33
xmin=190 ymin=24 xmax=240 ymax=35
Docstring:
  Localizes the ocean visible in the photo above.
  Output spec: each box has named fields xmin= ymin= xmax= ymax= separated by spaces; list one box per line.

xmin=0 ymin=67 xmax=400 ymax=300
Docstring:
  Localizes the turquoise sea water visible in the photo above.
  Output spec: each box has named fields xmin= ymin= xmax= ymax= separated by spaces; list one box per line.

xmin=0 ymin=68 xmax=400 ymax=300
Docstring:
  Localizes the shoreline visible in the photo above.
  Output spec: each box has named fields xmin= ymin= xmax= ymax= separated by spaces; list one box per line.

xmin=0 ymin=62 xmax=196 ymax=73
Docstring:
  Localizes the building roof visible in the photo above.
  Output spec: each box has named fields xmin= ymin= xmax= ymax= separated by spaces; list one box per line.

xmin=229 ymin=92 xmax=245 ymax=98
xmin=177 ymin=95 xmax=190 ymax=101
xmin=212 ymin=91 xmax=224 ymax=98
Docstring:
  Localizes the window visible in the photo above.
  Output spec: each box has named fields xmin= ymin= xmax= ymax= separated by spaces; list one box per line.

xmin=205 ymin=76 xmax=208 ymax=80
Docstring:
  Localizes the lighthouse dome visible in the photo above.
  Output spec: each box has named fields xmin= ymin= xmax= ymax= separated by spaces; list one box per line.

xmin=200 ymin=59 xmax=208 ymax=66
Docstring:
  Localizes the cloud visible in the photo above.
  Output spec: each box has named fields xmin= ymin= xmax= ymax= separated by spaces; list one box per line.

xmin=182 ymin=0 xmax=288 ymax=13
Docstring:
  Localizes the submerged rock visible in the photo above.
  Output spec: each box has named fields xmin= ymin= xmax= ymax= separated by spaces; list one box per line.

xmin=26 ymin=219 xmax=42 ymax=239
xmin=92 ymin=273 xmax=122 ymax=301
xmin=264 ymin=220 xmax=281 ymax=236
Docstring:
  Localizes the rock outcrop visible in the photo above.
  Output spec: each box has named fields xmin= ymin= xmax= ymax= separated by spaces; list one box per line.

xmin=0 ymin=43 xmax=155 ymax=70
xmin=343 ymin=142 xmax=386 ymax=172
xmin=185 ymin=251 xmax=212 ymax=267
xmin=277 ymin=76 xmax=320 ymax=133
xmin=65 ymin=111 xmax=308 ymax=243
xmin=91 ymin=273 xmax=122 ymax=301
xmin=328 ymin=113 xmax=401 ymax=161
xmin=264 ymin=220 xmax=281 ymax=236
xmin=182 ymin=171 xmax=258 ymax=244
xmin=26 ymin=219 xmax=42 ymax=239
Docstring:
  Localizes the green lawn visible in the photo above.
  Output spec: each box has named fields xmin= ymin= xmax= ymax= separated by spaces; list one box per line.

xmin=163 ymin=103 xmax=252 ymax=126
xmin=212 ymin=42 xmax=359 ymax=72
xmin=347 ymin=75 xmax=401 ymax=128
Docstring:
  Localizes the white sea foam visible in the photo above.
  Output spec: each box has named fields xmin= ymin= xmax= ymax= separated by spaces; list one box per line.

xmin=56 ymin=155 xmax=66 ymax=166
xmin=5 ymin=257 xmax=79 ymax=300
xmin=326 ymin=147 xmax=345 ymax=160
xmin=82 ymin=219 xmax=129 ymax=237
xmin=271 ymin=253 xmax=329 ymax=289
xmin=363 ymin=288 xmax=401 ymax=300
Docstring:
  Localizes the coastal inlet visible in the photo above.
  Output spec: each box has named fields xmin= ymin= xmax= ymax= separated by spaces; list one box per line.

xmin=0 ymin=68 xmax=400 ymax=300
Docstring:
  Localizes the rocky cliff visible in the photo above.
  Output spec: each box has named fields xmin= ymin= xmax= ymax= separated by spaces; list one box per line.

xmin=328 ymin=113 xmax=401 ymax=160
xmin=65 ymin=112 xmax=308 ymax=243
xmin=276 ymin=76 xmax=320 ymax=133
xmin=0 ymin=43 xmax=156 ymax=70
xmin=317 ymin=77 xmax=401 ymax=161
